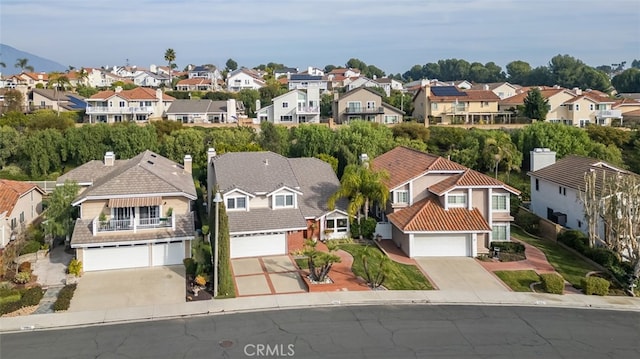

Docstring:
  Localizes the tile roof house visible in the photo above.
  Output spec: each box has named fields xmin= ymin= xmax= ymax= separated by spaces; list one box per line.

xmin=287 ymin=74 xmax=328 ymax=92
xmin=332 ymin=87 xmax=404 ymax=125
xmin=226 ymin=68 xmax=265 ymax=92
xmin=527 ymin=148 xmax=638 ymax=239
xmin=29 ymin=88 xmax=86 ymax=112
xmin=413 ymin=85 xmax=511 ymax=125
xmin=60 ymin=150 xmax=197 ymax=271
xmin=470 ymin=82 xmax=520 ymax=100
xmin=166 ymin=99 xmax=241 ymax=123
xmin=206 ymin=149 xmax=349 ymax=258
xmin=256 ymin=89 xmax=320 ymax=124
xmin=85 ymin=87 xmax=175 ymax=123
xmin=0 ymin=180 xmax=45 ymax=248
xmin=371 ymin=146 xmax=520 ymax=257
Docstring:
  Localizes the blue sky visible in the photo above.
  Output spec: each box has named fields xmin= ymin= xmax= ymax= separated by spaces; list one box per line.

xmin=1 ymin=0 xmax=639 ymax=75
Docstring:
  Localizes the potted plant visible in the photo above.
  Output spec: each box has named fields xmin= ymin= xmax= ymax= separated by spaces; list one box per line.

xmin=99 ymin=212 xmax=107 ymax=228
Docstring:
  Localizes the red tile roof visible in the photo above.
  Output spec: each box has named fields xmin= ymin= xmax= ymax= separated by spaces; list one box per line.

xmin=372 ymin=146 xmax=468 ymax=189
xmin=89 ymin=87 xmax=175 ymax=101
xmin=0 ymin=180 xmax=42 ymax=216
xmin=430 ymin=89 xmax=500 ymax=102
xmin=177 ymin=78 xmax=212 ymax=85
xmin=500 ymin=88 xmax=568 ymax=105
xmin=429 ymin=169 xmax=520 ymax=196
xmin=387 ymin=197 xmax=491 ymax=232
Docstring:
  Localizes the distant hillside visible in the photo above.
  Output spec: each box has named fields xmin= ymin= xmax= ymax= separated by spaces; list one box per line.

xmin=0 ymin=43 xmax=66 ymax=75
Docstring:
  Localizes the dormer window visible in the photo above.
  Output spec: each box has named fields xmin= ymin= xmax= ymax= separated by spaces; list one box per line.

xmin=394 ymin=190 xmax=409 ymax=204
xmin=226 ymin=196 xmax=247 ymax=210
xmin=447 ymin=194 xmax=467 ymax=208
xmin=275 ymin=194 xmax=294 ymax=208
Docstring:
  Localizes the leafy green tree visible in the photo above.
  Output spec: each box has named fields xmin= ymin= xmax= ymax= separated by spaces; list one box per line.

xmin=204 ymin=91 xmax=235 ymax=101
xmin=76 ymin=85 xmax=99 ymax=98
xmin=225 ymin=58 xmax=238 ymax=72
xmin=236 ymin=89 xmax=260 ymax=117
xmin=527 ymin=66 xmax=554 ymax=86
xmin=26 ymin=110 xmax=76 ymax=131
xmin=289 ymin=124 xmax=335 ymax=158
xmin=320 ymin=92 xmax=333 ymax=118
xmin=303 ymin=239 xmax=341 ymax=282
xmin=324 ymin=64 xmax=337 ymax=73
xmin=259 ymin=78 xmax=287 ymax=107
xmin=2 ymin=90 xmax=24 ymax=112
xmin=109 ymin=81 xmax=137 ymax=91
xmin=585 ymin=125 xmax=631 ymax=148
xmin=18 ymin=128 xmax=65 ymax=178
xmin=612 ymin=68 xmax=640 ymax=93
xmin=160 ymin=128 xmax=205 ymax=167
xmin=315 ymin=153 xmax=338 ymax=173
xmin=43 ymin=180 xmax=79 ymax=242
xmin=0 ymin=126 xmax=21 ymax=169
xmin=164 ymin=48 xmax=176 ymax=86
xmin=391 ymin=122 xmax=429 ymax=143
xmin=387 ymin=90 xmax=412 ymax=117
xmin=522 ymin=88 xmax=549 ymax=121
xmin=107 ymin=123 xmax=159 ymax=159
xmin=258 ymin=121 xmax=290 ymax=155
xmin=62 ymin=124 xmax=111 ymax=166
xmin=402 ymin=64 xmax=424 ymax=81
xmin=334 ymin=121 xmax=396 ymax=167
xmin=47 ymin=73 xmax=72 ymax=116
xmin=14 ymin=58 xmax=34 ymax=72
xmin=328 ymin=163 xmax=389 ymax=224
xmin=427 ymin=126 xmax=469 ymax=156
xmin=437 ymin=59 xmax=470 ymax=81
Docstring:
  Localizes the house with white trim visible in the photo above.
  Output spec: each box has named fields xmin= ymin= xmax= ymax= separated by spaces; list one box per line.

xmin=256 ymin=89 xmax=320 ymax=124
xmin=226 ymin=68 xmax=265 ymax=92
xmin=0 ymin=180 xmax=45 ymax=248
xmin=85 ymin=87 xmax=175 ymax=123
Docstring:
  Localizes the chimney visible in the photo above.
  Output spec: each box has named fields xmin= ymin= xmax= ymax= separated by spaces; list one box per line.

xmin=360 ymin=153 xmax=370 ymax=168
xmin=530 ymin=148 xmax=556 ymax=172
xmin=573 ymin=87 xmax=582 ymax=95
xmin=115 ymin=86 xmax=123 ymax=93
xmin=183 ymin=155 xmax=192 ymax=174
xmin=156 ymin=88 xmax=163 ymax=101
xmin=207 ymin=148 xmax=217 ymax=163
xmin=104 ymin=151 xmax=115 ymax=166
xmin=227 ymin=99 xmax=237 ymax=122
xmin=255 ymin=99 xmax=261 ymax=111
xmin=484 ymin=84 xmax=489 ymax=90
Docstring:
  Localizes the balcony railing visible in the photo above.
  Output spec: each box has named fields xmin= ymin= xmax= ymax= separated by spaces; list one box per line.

xmin=596 ymin=109 xmax=622 ymax=118
xmin=94 ymin=213 xmax=174 ymax=234
xmin=86 ymin=106 xmax=154 ymax=114
xmin=296 ymin=106 xmax=320 ymax=114
xmin=345 ymin=106 xmax=384 ymax=114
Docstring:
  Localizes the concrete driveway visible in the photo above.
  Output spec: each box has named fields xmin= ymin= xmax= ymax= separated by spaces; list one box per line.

xmin=69 ymin=266 xmax=185 ymax=312
xmin=33 ymin=245 xmax=74 ymax=287
xmin=231 ymin=256 xmax=305 ymax=297
xmin=415 ymin=257 xmax=509 ymax=292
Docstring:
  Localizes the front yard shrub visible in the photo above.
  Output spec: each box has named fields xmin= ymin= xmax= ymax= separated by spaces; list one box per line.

xmin=183 ymin=258 xmax=196 ymax=276
xmin=18 ymin=261 xmax=31 ymax=273
xmin=581 ymin=276 xmax=610 ymax=296
xmin=19 ymin=240 xmax=42 ymax=255
xmin=13 ymin=271 xmax=31 ymax=284
xmin=0 ymin=299 xmax=23 ymax=314
xmin=20 ymin=286 xmax=44 ymax=306
xmin=540 ymin=273 xmax=564 ymax=294
xmin=585 ymin=248 xmax=619 ymax=268
xmin=53 ymin=284 xmax=76 ymax=311
xmin=68 ymin=259 xmax=82 ymax=277
xmin=350 ymin=217 xmax=377 ymax=239
xmin=0 ymin=293 xmax=21 ymax=305
xmin=491 ymin=241 xmax=525 ymax=254
xmin=557 ymin=230 xmax=589 ymax=253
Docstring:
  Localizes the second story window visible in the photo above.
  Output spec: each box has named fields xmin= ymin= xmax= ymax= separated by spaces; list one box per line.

xmin=447 ymin=194 xmax=467 ymax=208
xmin=366 ymin=101 xmax=376 ymax=109
xmin=19 ymin=212 xmax=25 ymax=223
xmin=394 ymin=190 xmax=408 ymax=204
xmin=275 ymin=194 xmax=294 ymax=208
xmin=491 ymin=195 xmax=508 ymax=211
xmin=119 ymin=101 xmax=126 ymax=107
xmin=282 ymin=102 xmax=289 ymax=108
xmin=227 ymin=197 xmax=247 ymax=210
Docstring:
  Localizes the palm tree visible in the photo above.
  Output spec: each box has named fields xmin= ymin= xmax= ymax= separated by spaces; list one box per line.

xmin=48 ymin=72 xmax=71 ymax=116
xmin=164 ymin=48 xmax=176 ymax=88
xmin=328 ymin=164 xmax=389 ymax=227
xmin=15 ymin=58 xmax=34 ymax=72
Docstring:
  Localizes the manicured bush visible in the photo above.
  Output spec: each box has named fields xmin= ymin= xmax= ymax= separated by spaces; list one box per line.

xmin=18 ymin=261 xmax=31 ymax=273
xmin=20 ymin=286 xmax=44 ymax=306
xmin=183 ymin=257 xmax=197 ymax=276
xmin=585 ymin=247 xmax=619 ymax=268
xmin=491 ymin=241 xmax=525 ymax=254
xmin=19 ymin=240 xmax=42 ymax=255
xmin=557 ymin=230 xmax=589 ymax=253
xmin=68 ymin=259 xmax=82 ymax=277
xmin=0 ymin=300 xmax=23 ymax=315
xmin=581 ymin=276 xmax=610 ymax=296
xmin=0 ymin=293 xmax=21 ymax=305
xmin=53 ymin=284 xmax=76 ymax=311
xmin=540 ymin=273 xmax=564 ymax=294
xmin=350 ymin=217 xmax=377 ymax=239
xmin=13 ymin=271 xmax=31 ymax=284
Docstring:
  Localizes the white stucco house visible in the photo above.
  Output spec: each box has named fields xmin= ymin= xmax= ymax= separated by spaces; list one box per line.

xmin=256 ymin=88 xmax=321 ymax=124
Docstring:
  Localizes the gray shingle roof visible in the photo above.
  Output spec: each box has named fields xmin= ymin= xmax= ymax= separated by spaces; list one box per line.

xmin=213 ymin=152 xmax=299 ymax=194
xmin=227 ymin=208 xmax=307 ymax=234
xmin=288 ymin=157 xmax=346 ymax=218
xmin=70 ymin=213 xmax=194 ymax=246
xmin=60 ymin=151 xmax=196 ymax=201
xmin=166 ymin=99 xmax=231 ymax=114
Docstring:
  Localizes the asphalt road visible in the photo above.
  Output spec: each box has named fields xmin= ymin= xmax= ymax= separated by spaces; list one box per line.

xmin=2 ymin=305 xmax=639 ymax=358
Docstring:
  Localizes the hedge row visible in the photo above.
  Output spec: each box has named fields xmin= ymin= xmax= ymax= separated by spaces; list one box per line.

xmin=540 ymin=273 xmax=564 ymax=294
xmin=53 ymin=284 xmax=77 ymax=312
xmin=581 ymin=277 xmax=610 ymax=296
xmin=490 ymin=241 xmax=525 ymax=254
xmin=0 ymin=286 xmax=44 ymax=315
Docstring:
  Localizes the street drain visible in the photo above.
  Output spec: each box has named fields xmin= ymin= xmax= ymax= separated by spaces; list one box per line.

xmin=219 ymin=340 xmax=234 ymax=349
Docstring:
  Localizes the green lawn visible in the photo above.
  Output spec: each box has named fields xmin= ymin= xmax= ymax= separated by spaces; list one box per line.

xmin=511 ymin=226 xmax=599 ymax=288
xmin=338 ymin=244 xmax=433 ymax=290
xmin=494 ymin=270 xmax=540 ymax=292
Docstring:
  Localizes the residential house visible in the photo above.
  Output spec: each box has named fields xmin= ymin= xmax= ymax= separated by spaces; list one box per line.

xmin=85 ymin=87 xmax=175 ymax=123
xmin=470 ymin=82 xmax=519 ymax=100
xmin=0 ymin=180 xmax=45 ymax=248
xmin=59 ymin=151 xmax=196 ymax=271
xmin=29 ymin=88 xmax=86 ymax=113
xmin=187 ymin=65 xmax=222 ymax=91
xmin=10 ymin=72 xmax=49 ymax=89
xmin=298 ymin=66 xmax=325 ymax=77
xmin=371 ymin=146 xmax=520 ymax=258
xmin=375 ymin=77 xmax=404 ymax=97
xmin=274 ymin=67 xmax=299 ymax=79
xmin=256 ymin=89 xmax=320 ymax=124
xmin=413 ymin=86 xmax=507 ymax=124
xmin=287 ymin=74 xmax=328 ymax=92
xmin=133 ymin=70 xmax=170 ymax=88
xmin=85 ymin=68 xmax=123 ymax=88
xmin=226 ymin=68 xmax=265 ymax=92
xmin=166 ymin=99 xmax=240 ymax=123
xmin=527 ymin=149 xmax=638 ymax=239
xmin=614 ymin=98 xmax=640 ymax=126
xmin=176 ymin=78 xmax=214 ymax=92
xmin=346 ymin=77 xmax=382 ymax=94
xmin=327 ymin=68 xmax=361 ymax=79
xmin=207 ymin=149 xmax=349 ymax=258
xmin=332 ymin=87 xmax=404 ymax=124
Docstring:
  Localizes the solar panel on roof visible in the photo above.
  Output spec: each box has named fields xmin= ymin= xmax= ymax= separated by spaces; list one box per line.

xmin=431 ymin=86 xmax=467 ymax=97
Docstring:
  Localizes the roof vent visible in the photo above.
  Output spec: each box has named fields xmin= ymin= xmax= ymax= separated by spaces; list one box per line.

xmin=147 ymin=160 xmax=154 ymax=165
xmin=264 ymin=159 xmax=269 ymax=166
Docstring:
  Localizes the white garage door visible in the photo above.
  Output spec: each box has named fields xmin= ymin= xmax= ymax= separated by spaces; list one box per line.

xmin=152 ymin=242 xmax=185 ymax=266
xmin=83 ymin=245 xmax=150 ymax=271
xmin=231 ymin=233 xmax=286 ymax=259
xmin=412 ymin=234 xmax=470 ymax=257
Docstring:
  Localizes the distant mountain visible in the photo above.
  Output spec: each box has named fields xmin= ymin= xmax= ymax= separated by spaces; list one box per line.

xmin=0 ymin=43 xmax=66 ymax=75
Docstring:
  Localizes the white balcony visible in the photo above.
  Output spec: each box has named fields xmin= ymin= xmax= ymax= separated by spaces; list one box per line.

xmin=296 ymin=106 xmax=320 ymax=114
xmin=86 ymin=106 xmax=154 ymax=114
xmin=93 ymin=213 xmax=174 ymax=234
xmin=596 ymin=109 xmax=622 ymax=118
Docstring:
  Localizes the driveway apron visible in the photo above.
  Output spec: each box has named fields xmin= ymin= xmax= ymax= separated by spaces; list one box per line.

xmin=415 ymin=257 xmax=509 ymax=292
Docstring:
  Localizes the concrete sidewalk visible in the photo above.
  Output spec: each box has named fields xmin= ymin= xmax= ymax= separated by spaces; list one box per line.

xmin=2 ymin=289 xmax=639 ymax=333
